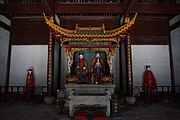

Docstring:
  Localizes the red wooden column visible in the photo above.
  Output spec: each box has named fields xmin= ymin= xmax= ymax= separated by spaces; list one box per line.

xmin=126 ymin=34 xmax=133 ymax=95
xmin=47 ymin=16 xmax=54 ymax=96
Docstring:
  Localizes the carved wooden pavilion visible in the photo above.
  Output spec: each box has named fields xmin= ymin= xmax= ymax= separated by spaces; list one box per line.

xmin=44 ymin=13 xmax=137 ymax=95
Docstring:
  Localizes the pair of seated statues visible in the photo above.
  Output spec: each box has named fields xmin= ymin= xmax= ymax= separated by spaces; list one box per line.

xmin=75 ymin=52 xmax=105 ymax=84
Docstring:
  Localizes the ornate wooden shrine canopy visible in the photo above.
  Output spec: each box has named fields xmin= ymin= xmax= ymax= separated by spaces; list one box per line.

xmin=44 ymin=13 xmax=137 ymax=65
xmin=43 ymin=13 xmax=137 ymax=95
xmin=44 ymin=13 xmax=137 ymax=39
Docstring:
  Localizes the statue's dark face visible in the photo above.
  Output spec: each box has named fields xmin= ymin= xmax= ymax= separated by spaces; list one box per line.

xmin=146 ymin=66 xmax=151 ymax=71
xmin=28 ymin=69 xmax=33 ymax=73
xmin=79 ymin=54 xmax=83 ymax=59
xmin=96 ymin=53 xmax=100 ymax=57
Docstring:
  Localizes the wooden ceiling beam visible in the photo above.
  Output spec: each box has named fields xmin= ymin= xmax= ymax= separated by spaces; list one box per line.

xmin=0 ymin=3 xmax=180 ymax=14
xmin=132 ymin=3 xmax=180 ymax=14
xmin=0 ymin=3 xmax=45 ymax=14
xmin=55 ymin=3 xmax=180 ymax=14
xmin=41 ymin=0 xmax=52 ymax=15
xmin=3 ymin=14 xmax=13 ymax=20
xmin=125 ymin=0 xmax=137 ymax=15
xmin=0 ymin=20 xmax=10 ymax=31
xmin=41 ymin=0 xmax=55 ymax=16
xmin=55 ymin=3 xmax=124 ymax=13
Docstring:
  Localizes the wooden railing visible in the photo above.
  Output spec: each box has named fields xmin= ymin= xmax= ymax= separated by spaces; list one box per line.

xmin=0 ymin=86 xmax=47 ymax=102
xmin=133 ymin=86 xmax=180 ymax=99
xmin=0 ymin=86 xmax=47 ymax=94
xmin=1 ymin=85 xmax=180 ymax=102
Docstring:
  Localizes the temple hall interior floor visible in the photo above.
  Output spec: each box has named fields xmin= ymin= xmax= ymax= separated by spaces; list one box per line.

xmin=0 ymin=99 xmax=180 ymax=120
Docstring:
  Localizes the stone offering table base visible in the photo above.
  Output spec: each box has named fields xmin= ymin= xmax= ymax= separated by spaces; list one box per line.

xmin=65 ymin=84 xmax=115 ymax=95
xmin=69 ymin=90 xmax=111 ymax=117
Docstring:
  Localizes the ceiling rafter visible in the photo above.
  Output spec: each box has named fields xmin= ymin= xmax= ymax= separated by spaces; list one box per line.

xmin=125 ymin=0 xmax=137 ymax=15
xmin=0 ymin=3 xmax=180 ymax=15
xmin=41 ymin=0 xmax=52 ymax=15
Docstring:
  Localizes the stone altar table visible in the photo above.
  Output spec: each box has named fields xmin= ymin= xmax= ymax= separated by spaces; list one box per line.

xmin=65 ymin=84 xmax=115 ymax=95
xmin=69 ymin=89 xmax=111 ymax=117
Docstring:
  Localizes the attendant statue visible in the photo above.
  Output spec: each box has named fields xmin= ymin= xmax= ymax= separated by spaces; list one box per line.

xmin=91 ymin=52 xmax=104 ymax=84
xmin=143 ymin=65 xmax=157 ymax=94
xmin=76 ymin=53 xmax=88 ymax=83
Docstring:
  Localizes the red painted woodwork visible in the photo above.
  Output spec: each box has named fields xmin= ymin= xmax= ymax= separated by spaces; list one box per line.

xmin=93 ymin=112 xmax=108 ymax=120
xmin=74 ymin=112 xmax=88 ymax=120
xmin=131 ymin=18 xmax=169 ymax=45
xmin=55 ymin=3 xmax=124 ymax=13
xmin=133 ymin=3 xmax=180 ymax=14
xmin=60 ymin=16 xmax=120 ymax=30
xmin=10 ymin=17 xmax=170 ymax=45
xmin=1 ymin=3 xmax=180 ymax=14
xmin=69 ymin=45 xmax=111 ymax=48
xmin=0 ymin=3 xmax=45 ymax=14
xmin=11 ymin=19 xmax=49 ymax=45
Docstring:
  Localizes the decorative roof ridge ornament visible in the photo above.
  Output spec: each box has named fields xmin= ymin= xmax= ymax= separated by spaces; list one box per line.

xmin=105 ymin=13 xmax=137 ymax=33
xmin=77 ymin=25 xmax=104 ymax=31
xmin=75 ymin=24 xmax=79 ymax=31
xmin=102 ymin=23 xmax=105 ymax=33
xmin=43 ymin=13 xmax=138 ymax=38
xmin=125 ymin=16 xmax=130 ymax=23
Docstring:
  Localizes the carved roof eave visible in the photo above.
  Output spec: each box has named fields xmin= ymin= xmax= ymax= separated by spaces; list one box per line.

xmin=43 ymin=13 xmax=137 ymax=39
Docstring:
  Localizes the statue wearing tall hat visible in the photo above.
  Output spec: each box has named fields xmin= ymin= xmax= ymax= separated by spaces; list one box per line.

xmin=91 ymin=52 xmax=104 ymax=84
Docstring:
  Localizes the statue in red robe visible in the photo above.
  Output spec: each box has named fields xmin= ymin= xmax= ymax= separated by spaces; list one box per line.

xmin=143 ymin=65 xmax=157 ymax=92
xmin=26 ymin=67 xmax=35 ymax=95
xmin=76 ymin=53 xmax=88 ymax=83
xmin=91 ymin=52 xmax=104 ymax=84
xmin=26 ymin=67 xmax=35 ymax=87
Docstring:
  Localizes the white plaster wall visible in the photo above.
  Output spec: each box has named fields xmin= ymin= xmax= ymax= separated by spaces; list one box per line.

xmin=9 ymin=45 xmax=48 ymax=86
xmin=0 ymin=27 xmax=10 ymax=86
xmin=132 ymin=45 xmax=171 ymax=86
xmin=171 ymin=27 xmax=180 ymax=86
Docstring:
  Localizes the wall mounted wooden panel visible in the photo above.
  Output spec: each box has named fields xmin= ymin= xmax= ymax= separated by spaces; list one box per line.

xmin=11 ymin=19 xmax=49 ymax=45
xmin=131 ymin=18 xmax=169 ymax=45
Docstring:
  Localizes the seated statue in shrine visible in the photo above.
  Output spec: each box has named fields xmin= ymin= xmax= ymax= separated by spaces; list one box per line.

xmin=75 ymin=53 xmax=88 ymax=83
xmin=91 ymin=52 xmax=104 ymax=84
